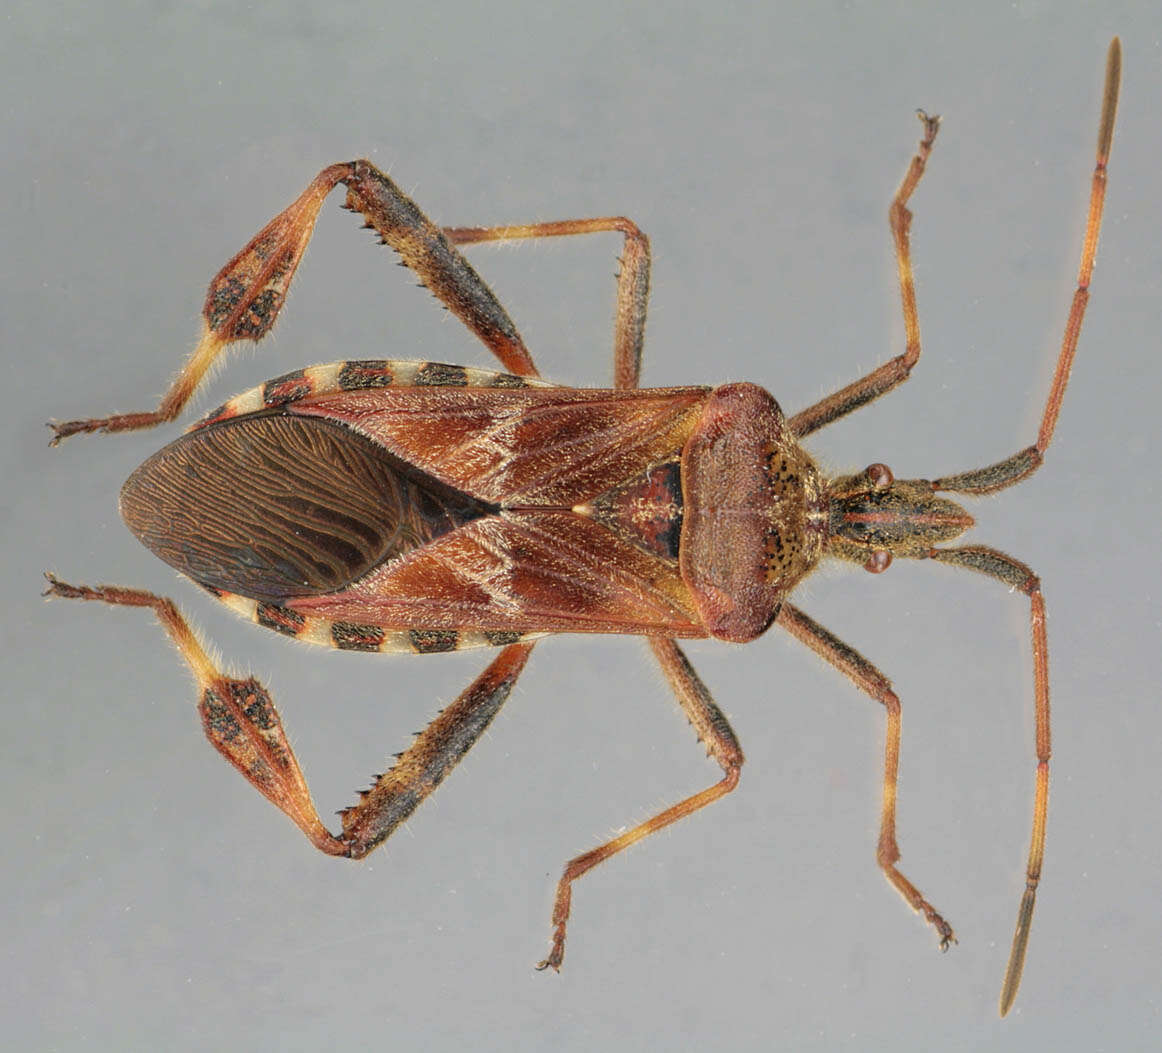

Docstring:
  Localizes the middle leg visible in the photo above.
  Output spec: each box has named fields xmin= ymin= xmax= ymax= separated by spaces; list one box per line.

xmin=445 ymin=217 xmax=651 ymax=390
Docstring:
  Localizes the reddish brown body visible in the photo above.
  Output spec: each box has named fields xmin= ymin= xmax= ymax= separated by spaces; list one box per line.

xmin=45 ymin=40 xmax=1120 ymax=1018
xmin=124 ymin=378 xmax=824 ymax=644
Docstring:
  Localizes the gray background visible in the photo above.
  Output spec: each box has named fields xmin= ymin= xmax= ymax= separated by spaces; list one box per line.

xmin=3 ymin=2 xmax=1159 ymax=1050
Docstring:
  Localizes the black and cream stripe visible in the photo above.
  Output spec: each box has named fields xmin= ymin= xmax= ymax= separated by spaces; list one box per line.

xmin=218 ymin=592 xmax=542 ymax=653
xmin=194 ymin=359 xmax=551 ymax=431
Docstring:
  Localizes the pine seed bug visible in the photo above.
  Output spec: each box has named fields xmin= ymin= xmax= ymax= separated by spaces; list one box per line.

xmin=45 ymin=39 xmax=1120 ymax=1016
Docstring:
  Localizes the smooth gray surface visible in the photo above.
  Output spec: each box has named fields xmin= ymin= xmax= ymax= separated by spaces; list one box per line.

xmin=3 ymin=3 xmax=1159 ymax=1050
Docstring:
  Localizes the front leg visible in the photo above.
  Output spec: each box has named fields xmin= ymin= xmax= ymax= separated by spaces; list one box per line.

xmin=776 ymin=601 xmax=956 ymax=951
xmin=43 ymin=575 xmax=534 ymax=857
xmin=50 ymin=160 xmax=538 ymax=444
xmin=788 ymin=111 xmax=940 ymax=439
xmin=537 ymin=638 xmax=743 ymax=972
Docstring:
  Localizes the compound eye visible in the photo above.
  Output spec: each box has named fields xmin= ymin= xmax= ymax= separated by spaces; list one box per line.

xmin=864 ymin=549 xmax=893 ymax=574
xmin=865 ymin=462 xmax=894 ymax=490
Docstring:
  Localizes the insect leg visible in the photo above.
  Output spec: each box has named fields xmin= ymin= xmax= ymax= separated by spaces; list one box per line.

xmin=775 ymin=602 xmax=956 ymax=949
xmin=43 ymin=574 xmax=348 ymax=855
xmin=788 ymin=111 xmax=940 ymax=439
xmin=50 ymin=160 xmax=538 ymax=443
xmin=338 ymin=639 xmax=535 ymax=857
xmin=444 ymin=218 xmax=650 ymax=390
xmin=43 ymin=573 xmax=536 ymax=861
xmin=925 ymin=545 xmax=1048 ymax=1016
xmin=339 ymin=162 xmax=538 ymax=377
xmin=537 ymin=637 xmax=742 ymax=972
xmin=49 ymin=165 xmax=353 ymax=444
xmin=793 ymin=38 xmax=1119 ymax=453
